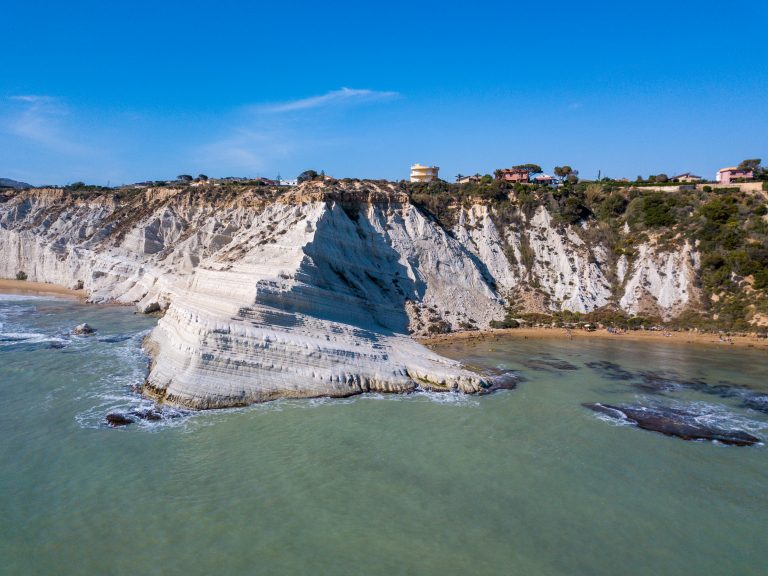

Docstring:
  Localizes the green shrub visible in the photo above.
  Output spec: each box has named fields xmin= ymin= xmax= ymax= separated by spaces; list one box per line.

xmin=427 ymin=321 xmax=451 ymax=334
xmin=642 ymin=193 xmax=676 ymax=227
xmin=15 ymin=271 xmax=27 ymax=281
xmin=699 ymin=196 xmax=738 ymax=224
xmin=597 ymin=194 xmax=628 ymax=219
xmin=489 ymin=319 xmax=520 ymax=329
xmin=754 ymin=270 xmax=768 ymax=290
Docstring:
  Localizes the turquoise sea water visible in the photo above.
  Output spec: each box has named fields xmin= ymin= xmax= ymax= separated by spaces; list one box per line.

xmin=1 ymin=293 xmax=767 ymax=575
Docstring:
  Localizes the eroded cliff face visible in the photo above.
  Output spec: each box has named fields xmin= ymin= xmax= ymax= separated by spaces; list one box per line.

xmin=450 ymin=203 xmax=699 ymax=320
xmin=0 ymin=180 xmax=701 ymax=407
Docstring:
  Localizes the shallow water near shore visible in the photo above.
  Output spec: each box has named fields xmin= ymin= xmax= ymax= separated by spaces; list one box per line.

xmin=1 ymin=294 xmax=768 ymax=575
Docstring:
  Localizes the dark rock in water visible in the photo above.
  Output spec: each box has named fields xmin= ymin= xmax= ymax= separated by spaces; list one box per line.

xmin=72 ymin=323 xmax=96 ymax=336
xmin=131 ymin=408 xmax=164 ymax=421
xmin=585 ymin=361 xmax=636 ymax=381
xmin=742 ymin=395 xmax=768 ymax=414
xmin=522 ymin=356 xmax=579 ymax=372
xmin=105 ymin=407 xmax=186 ymax=427
xmin=480 ymin=372 xmax=519 ymax=394
xmin=582 ymin=402 xmax=761 ymax=446
xmin=99 ymin=335 xmax=131 ymax=343
xmin=48 ymin=342 xmax=66 ymax=349
xmin=632 ymin=372 xmax=684 ymax=394
xmin=105 ymin=412 xmax=135 ymax=426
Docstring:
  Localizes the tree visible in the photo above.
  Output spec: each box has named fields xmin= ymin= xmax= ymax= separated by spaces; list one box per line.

xmin=554 ymin=166 xmax=572 ymax=181
xmin=177 ymin=174 xmax=193 ymax=182
xmin=297 ymin=170 xmax=318 ymax=184
xmin=513 ymin=164 xmax=542 ymax=175
xmin=656 ymin=173 xmax=669 ymax=183
xmin=455 ymin=173 xmax=464 ymax=183
xmin=738 ymin=159 xmax=762 ymax=173
xmin=555 ymin=166 xmax=579 ymax=184
xmin=198 ymin=174 xmax=209 ymax=181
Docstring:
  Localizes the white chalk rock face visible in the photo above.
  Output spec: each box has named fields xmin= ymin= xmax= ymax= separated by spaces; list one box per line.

xmin=453 ymin=205 xmax=521 ymax=293
xmin=0 ymin=184 xmax=491 ymax=408
xmin=619 ymin=241 xmax=700 ymax=319
xmin=525 ymin=207 xmax=612 ymax=312
xmin=144 ymin=199 xmax=491 ymax=408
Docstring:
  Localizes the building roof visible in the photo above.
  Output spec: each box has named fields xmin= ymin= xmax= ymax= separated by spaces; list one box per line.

xmin=718 ymin=166 xmax=741 ymax=172
xmin=672 ymin=172 xmax=702 ymax=178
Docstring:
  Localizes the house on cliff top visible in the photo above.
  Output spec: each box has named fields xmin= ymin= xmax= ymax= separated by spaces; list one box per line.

xmin=716 ymin=166 xmax=754 ymax=184
xmin=671 ymin=172 xmax=703 ymax=183
xmin=495 ymin=168 xmax=530 ymax=183
xmin=410 ymin=164 xmax=439 ymax=183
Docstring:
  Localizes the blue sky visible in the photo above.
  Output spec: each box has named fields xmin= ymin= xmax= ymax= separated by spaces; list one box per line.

xmin=1 ymin=0 xmax=766 ymax=185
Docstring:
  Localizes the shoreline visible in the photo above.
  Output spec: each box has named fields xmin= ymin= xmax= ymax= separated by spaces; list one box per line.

xmin=420 ymin=326 xmax=768 ymax=351
xmin=0 ymin=279 xmax=85 ymax=299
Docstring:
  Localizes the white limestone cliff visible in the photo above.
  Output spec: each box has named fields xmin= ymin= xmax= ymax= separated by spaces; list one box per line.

xmin=618 ymin=239 xmax=700 ymax=319
xmin=0 ymin=181 xmax=702 ymax=408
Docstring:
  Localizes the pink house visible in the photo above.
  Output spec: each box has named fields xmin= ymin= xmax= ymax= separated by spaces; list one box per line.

xmin=716 ymin=166 xmax=754 ymax=184
xmin=495 ymin=168 xmax=530 ymax=183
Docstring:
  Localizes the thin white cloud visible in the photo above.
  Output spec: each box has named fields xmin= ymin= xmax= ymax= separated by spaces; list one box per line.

xmin=3 ymin=95 xmax=92 ymax=155
xmin=190 ymin=88 xmax=398 ymax=176
xmin=258 ymin=87 xmax=399 ymax=114
xmin=8 ymin=95 xmax=56 ymax=104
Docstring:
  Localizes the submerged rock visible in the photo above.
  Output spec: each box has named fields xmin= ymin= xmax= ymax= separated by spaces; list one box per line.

xmin=585 ymin=361 xmax=635 ymax=381
xmin=742 ymin=395 xmax=768 ymax=415
xmin=105 ymin=412 xmax=135 ymax=426
xmin=98 ymin=335 xmax=131 ymax=343
xmin=105 ymin=407 xmax=185 ymax=427
xmin=72 ymin=323 xmax=96 ymax=336
xmin=583 ymin=402 xmax=761 ymax=446
xmin=479 ymin=371 xmax=519 ymax=394
xmin=522 ymin=356 xmax=579 ymax=372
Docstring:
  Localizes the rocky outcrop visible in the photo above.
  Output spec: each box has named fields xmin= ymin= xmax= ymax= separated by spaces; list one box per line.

xmin=619 ymin=239 xmax=699 ymax=320
xmin=583 ymin=403 xmax=760 ymax=446
xmin=72 ymin=323 xmax=96 ymax=335
xmin=0 ymin=180 xmax=703 ymax=408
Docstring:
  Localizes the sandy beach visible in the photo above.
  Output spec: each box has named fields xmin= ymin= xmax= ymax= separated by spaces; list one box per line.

xmin=420 ymin=326 xmax=768 ymax=351
xmin=0 ymin=279 xmax=85 ymax=299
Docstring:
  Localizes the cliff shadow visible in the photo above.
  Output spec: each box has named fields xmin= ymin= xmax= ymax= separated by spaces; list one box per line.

xmin=253 ymin=202 xmax=426 ymax=337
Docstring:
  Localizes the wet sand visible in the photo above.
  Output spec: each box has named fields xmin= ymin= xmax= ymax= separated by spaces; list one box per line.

xmin=0 ymin=279 xmax=84 ymax=299
xmin=420 ymin=326 xmax=768 ymax=351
